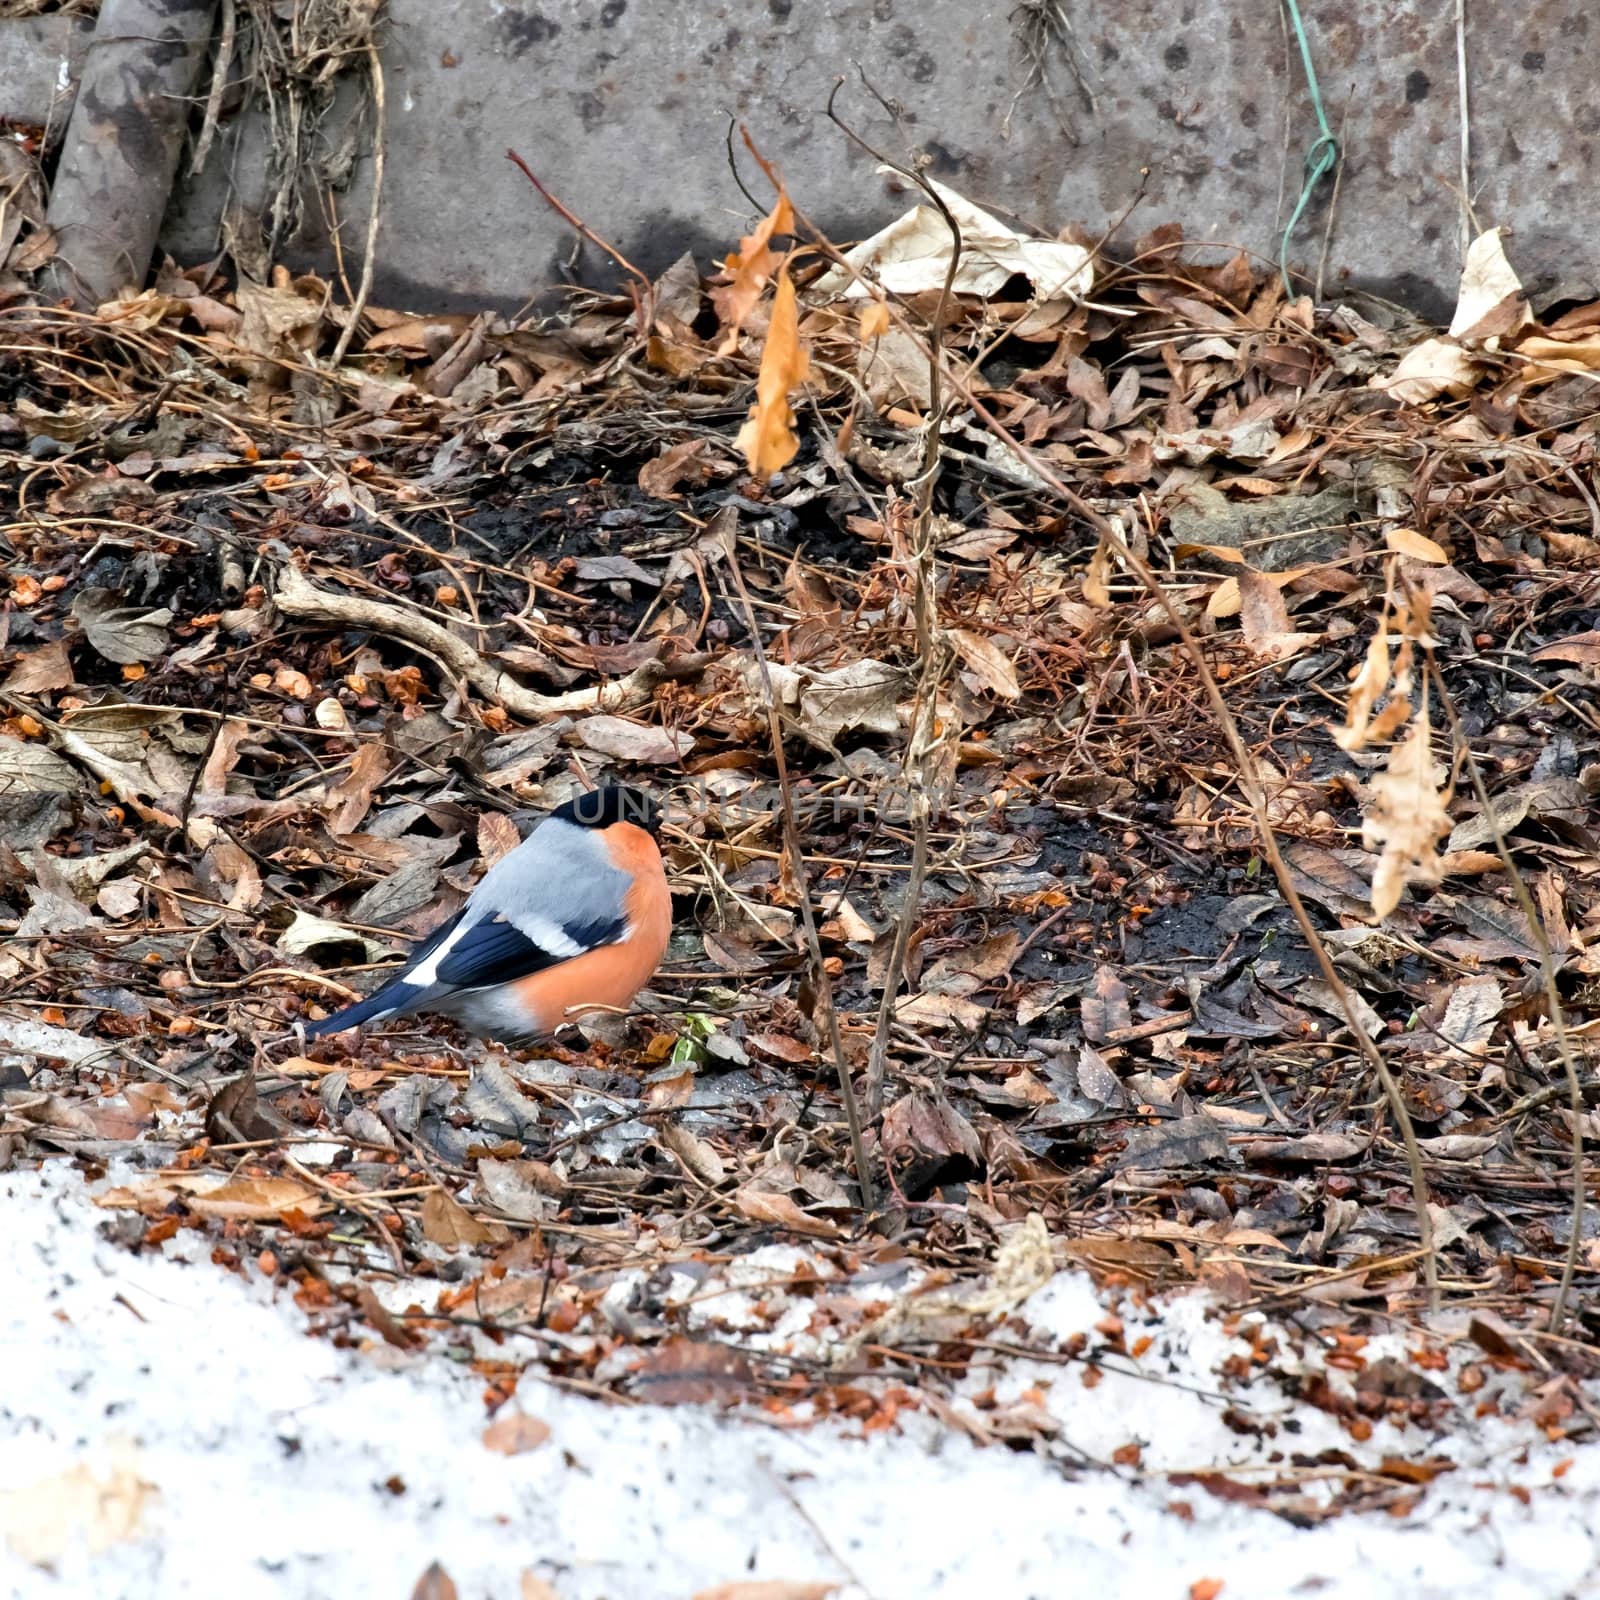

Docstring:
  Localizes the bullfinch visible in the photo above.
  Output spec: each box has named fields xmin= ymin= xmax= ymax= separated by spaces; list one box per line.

xmin=304 ymin=785 xmax=671 ymax=1042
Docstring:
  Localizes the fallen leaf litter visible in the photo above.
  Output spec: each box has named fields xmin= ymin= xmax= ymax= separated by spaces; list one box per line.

xmin=2 ymin=136 xmax=1600 ymax=1552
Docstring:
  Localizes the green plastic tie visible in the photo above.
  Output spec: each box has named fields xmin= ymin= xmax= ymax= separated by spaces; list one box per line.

xmin=1279 ymin=0 xmax=1340 ymax=299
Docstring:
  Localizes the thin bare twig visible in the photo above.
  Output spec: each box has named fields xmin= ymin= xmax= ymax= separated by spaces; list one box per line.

xmin=1455 ymin=0 xmax=1475 ymax=257
xmin=190 ymin=0 xmax=239 ymax=179
xmin=1427 ymin=653 xmax=1585 ymax=1333
xmin=505 ymin=148 xmax=655 ymax=336
xmin=329 ymin=40 xmax=385 ymax=366
xmin=712 ymin=508 xmax=877 ymax=1210
xmin=821 ymin=82 xmax=962 ymax=1119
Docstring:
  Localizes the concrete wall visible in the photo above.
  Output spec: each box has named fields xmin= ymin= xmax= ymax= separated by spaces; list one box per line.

xmin=6 ymin=1 xmax=1597 ymax=317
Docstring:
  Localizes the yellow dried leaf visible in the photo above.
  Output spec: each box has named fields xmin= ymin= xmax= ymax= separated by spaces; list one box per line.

xmin=1083 ymin=537 xmax=1113 ymax=609
xmin=1385 ymin=527 xmax=1450 ymax=564
xmin=858 ymin=301 xmax=891 ymax=340
xmin=1364 ymin=714 xmax=1451 ymax=919
xmin=712 ymin=189 xmax=795 ymax=351
xmin=1335 ymin=611 xmax=1392 ymax=752
xmin=736 ymin=263 xmax=810 ymax=478
xmin=1264 ymin=424 xmax=1316 ymax=464
xmin=1206 ymin=576 xmax=1241 ymax=619
xmin=96 ymin=1173 xmax=327 ymax=1220
xmin=0 ymin=1440 xmax=153 ymax=1566
xmin=1515 ymin=334 xmax=1600 ymax=376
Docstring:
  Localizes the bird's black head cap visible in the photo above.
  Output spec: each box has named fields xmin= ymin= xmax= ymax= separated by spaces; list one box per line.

xmin=553 ymin=785 xmax=661 ymax=834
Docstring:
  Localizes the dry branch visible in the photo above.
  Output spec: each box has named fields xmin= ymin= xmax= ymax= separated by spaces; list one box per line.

xmin=713 ymin=511 xmax=877 ymax=1211
xmin=272 ymin=564 xmax=693 ymax=719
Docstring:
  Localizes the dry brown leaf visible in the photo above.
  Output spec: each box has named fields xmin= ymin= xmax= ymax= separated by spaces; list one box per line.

xmin=71 ymin=588 xmax=172 ymax=665
xmin=476 ymin=1158 xmax=556 ymax=1223
xmin=201 ymin=834 xmax=262 ymax=912
xmin=713 ymin=188 xmax=794 ymax=348
xmin=232 ymin=274 xmax=327 ymax=371
xmin=2 ymin=638 xmax=75 ymax=694
xmin=1531 ymin=631 xmax=1600 ymax=667
xmin=951 ymin=628 xmax=1021 ymax=699
xmin=482 ymin=1411 xmax=552 ymax=1456
xmin=1335 ymin=610 xmax=1393 ymax=752
xmin=574 ymin=715 xmax=694 ymax=765
xmin=1083 ymin=537 xmax=1113 ymax=609
xmin=735 ymin=1186 xmax=840 ymax=1237
xmin=96 ymin=878 xmax=143 ymax=918
xmin=325 ymin=742 xmax=388 ymax=835
xmin=1082 ymin=965 xmax=1132 ymax=1042
xmin=895 ymin=991 xmax=988 ymax=1030
xmin=1385 ymin=527 xmax=1449 ymax=564
xmin=638 ymin=438 xmax=716 ymax=499
xmin=200 ymin=717 xmax=250 ymax=794
xmin=422 ymin=1186 xmax=510 ymax=1248
xmin=410 ymin=1563 xmax=460 ymax=1600
xmin=736 ymin=262 xmax=810 ymax=478
xmin=1449 ymin=227 xmax=1530 ymax=346
xmin=1514 ymin=334 xmax=1600 ymax=377
xmin=1434 ymin=976 xmax=1504 ymax=1059
xmin=1439 ymin=849 xmax=1504 ymax=877
xmin=1364 ymin=714 xmax=1451 ymax=919
xmin=922 ymin=932 xmax=1019 ymax=995
xmin=1370 ymin=337 xmax=1480 ymax=405
xmin=477 ymin=810 xmax=523 ymax=868
xmin=10 ymin=224 xmax=58 ymax=274
xmin=858 ymin=301 xmax=891 ymax=340
xmin=366 ymin=314 xmax=476 ymax=355
xmin=96 ymin=1173 xmax=327 ymax=1220
xmin=632 ymin=1337 xmax=757 ymax=1405
xmin=815 ymin=175 xmax=1090 ymax=301
xmin=881 ymin=1091 xmax=983 ymax=1164
xmin=1237 ymin=570 xmax=1320 ymax=659
xmin=659 ymin=1120 xmax=728 ymax=1186
xmin=0 ymin=1440 xmax=154 ymax=1566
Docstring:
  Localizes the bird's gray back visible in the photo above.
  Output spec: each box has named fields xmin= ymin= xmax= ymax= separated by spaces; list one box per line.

xmin=470 ymin=815 xmax=630 ymax=933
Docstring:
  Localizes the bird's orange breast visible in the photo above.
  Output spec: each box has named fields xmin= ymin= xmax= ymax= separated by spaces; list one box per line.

xmin=511 ymin=822 xmax=670 ymax=1031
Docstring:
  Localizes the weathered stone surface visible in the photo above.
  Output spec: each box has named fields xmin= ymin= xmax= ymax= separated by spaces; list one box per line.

xmin=0 ymin=13 xmax=89 ymax=130
xmin=3 ymin=1 xmax=1594 ymax=316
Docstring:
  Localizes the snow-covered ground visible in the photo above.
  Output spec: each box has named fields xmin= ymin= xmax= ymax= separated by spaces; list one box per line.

xmin=3 ymin=1161 xmax=1597 ymax=1600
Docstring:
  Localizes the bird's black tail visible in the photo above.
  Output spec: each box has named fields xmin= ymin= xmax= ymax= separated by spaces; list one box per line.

xmin=302 ymin=980 xmax=416 ymax=1038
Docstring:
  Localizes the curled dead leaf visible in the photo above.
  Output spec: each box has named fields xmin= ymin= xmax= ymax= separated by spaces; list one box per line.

xmin=736 ymin=262 xmax=809 ymax=478
xmin=1364 ymin=715 xmax=1451 ymax=919
xmin=735 ymin=1185 xmax=841 ymax=1237
xmin=713 ymin=186 xmax=795 ymax=349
